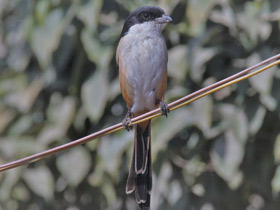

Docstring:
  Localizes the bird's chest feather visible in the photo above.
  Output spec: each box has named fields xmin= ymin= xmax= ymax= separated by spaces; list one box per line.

xmin=117 ymin=22 xmax=167 ymax=113
xmin=128 ymin=37 xmax=165 ymax=81
xmin=118 ymin=35 xmax=167 ymax=112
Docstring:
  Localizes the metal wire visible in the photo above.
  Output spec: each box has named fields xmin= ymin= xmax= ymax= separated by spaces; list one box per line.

xmin=0 ymin=54 xmax=279 ymax=172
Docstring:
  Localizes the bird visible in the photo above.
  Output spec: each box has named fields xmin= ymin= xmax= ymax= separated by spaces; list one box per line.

xmin=116 ymin=6 xmax=172 ymax=209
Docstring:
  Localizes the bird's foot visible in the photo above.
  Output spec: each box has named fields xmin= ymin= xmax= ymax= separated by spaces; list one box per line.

xmin=159 ymin=101 xmax=169 ymax=118
xmin=122 ymin=109 xmax=133 ymax=131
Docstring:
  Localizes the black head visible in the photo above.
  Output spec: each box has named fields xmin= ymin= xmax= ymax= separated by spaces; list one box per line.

xmin=120 ymin=6 xmax=169 ymax=38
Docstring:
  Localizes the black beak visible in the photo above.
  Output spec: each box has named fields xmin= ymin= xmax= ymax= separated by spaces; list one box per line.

xmin=155 ymin=14 xmax=172 ymax=24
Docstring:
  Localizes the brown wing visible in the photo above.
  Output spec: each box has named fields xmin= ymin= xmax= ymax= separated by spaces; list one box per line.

xmin=155 ymin=48 xmax=168 ymax=105
xmin=155 ymin=68 xmax=167 ymax=104
xmin=117 ymin=38 xmax=134 ymax=108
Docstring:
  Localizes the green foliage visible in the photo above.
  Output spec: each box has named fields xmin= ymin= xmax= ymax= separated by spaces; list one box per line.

xmin=0 ymin=0 xmax=280 ymax=209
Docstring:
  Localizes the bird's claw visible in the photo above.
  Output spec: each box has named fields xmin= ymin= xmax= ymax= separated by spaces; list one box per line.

xmin=160 ymin=101 xmax=169 ymax=118
xmin=122 ymin=117 xmax=133 ymax=131
xmin=122 ymin=109 xmax=133 ymax=131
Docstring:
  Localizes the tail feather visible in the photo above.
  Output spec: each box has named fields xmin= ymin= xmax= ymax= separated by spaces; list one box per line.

xmin=126 ymin=145 xmax=136 ymax=194
xmin=135 ymin=124 xmax=147 ymax=174
xmin=126 ymin=120 xmax=152 ymax=209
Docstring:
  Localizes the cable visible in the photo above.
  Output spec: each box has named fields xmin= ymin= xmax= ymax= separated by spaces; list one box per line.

xmin=0 ymin=54 xmax=279 ymax=172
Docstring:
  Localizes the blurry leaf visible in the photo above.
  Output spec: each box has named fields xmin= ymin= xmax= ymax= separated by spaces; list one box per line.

xmin=42 ymin=66 xmax=56 ymax=86
xmin=76 ymin=0 xmax=102 ymax=31
xmin=260 ymin=95 xmax=277 ymax=111
xmin=50 ymin=0 xmax=61 ymax=6
xmin=237 ymin=1 xmax=271 ymax=48
xmin=214 ymin=86 xmax=233 ymax=101
xmin=178 ymin=155 xmax=206 ymax=185
xmin=0 ymin=137 xmax=44 ymax=159
xmin=101 ymin=180 xmax=117 ymax=204
xmin=89 ymin=132 xmax=133 ymax=187
xmin=8 ymin=115 xmax=32 ymax=136
xmin=7 ymin=44 xmax=31 ymax=72
xmin=274 ymin=134 xmax=280 ymax=164
xmin=187 ymin=133 xmax=199 ymax=150
xmin=98 ymin=131 xmax=133 ymax=176
xmin=201 ymin=203 xmax=214 ymax=210
xmin=37 ymin=125 xmax=65 ymax=148
xmin=4 ymin=8 xmax=31 ymax=72
xmin=19 ymin=78 xmax=44 ymax=112
xmin=165 ymin=86 xmax=189 ymax=102
xmin=272 ymin=165 xmax=280 ymax=196
xmin=210 ymin=3 xmax=236 ymax=31
xmin=167 ymin=181 xmax=183 ymax=205
xmin=81 ymin=29 xmax=113 ymax=67
xmin=99 ymin=20 xmax=122 ymax=42
xmin=88 ymin=163 xmax=103 ymax=187
xmin=211 ymin=105 xmax=248 ymax=188
xmin=191 ymin=184 xmax=205 ymax=197
xmin=114 ymin=0 xmax=140 ymax=11
xmin=153 ymin=107 xmax=193 ymax=156
xmin=0 ymin=34 xmax=7 ymax=59
xmin=81 ymin=70 xmax=108 ymax=122
xmin=47 ymin=94 xmax=76 ymax=129
xmin=37 ymin=94 xmax=76 ymax=146
xmin=4 ymin=77 xmax=43 ymax=113
xmin=220 ymin=104 xmax=248 ymax=143
xmin=31 ymin=9 xmax=64 ymax=68
xmin=211 ymin=134 xmax=244 ymax=189
xmin=189 ymin=47 xmax=218 ymax=82
xmin=0 ymin=0 xmax=7 ymax=18
xmin=187 ymin=0 xmax=215 ymax=36
xmin=23 ymin=166 xmax=54 ymax=201
xmin=31 ymin=7 xmax=74 ymax=68
xmin=73 ymin=107 xmax=88 ymax=132
xmin=0 ymin=109 xmax=16 ymax=134
xmin=249 ymin=105 xmax=266 ymax=135
xmin=247 ymin=194 xmax=265 ymax=210
xmin=13 ymin=183 xmax=30 ymax=201
xmin=248 ymin=53 xmax=276 ymax=96
xmin=35 ymin=0 xmax=50 ymax=24
xmin=151 ymin=162 xmax=172 ymax=209
xmin=55 ymin=176 xmax=67 ymax=192
xmin=99 ymin=12 xmax=118 ymax=26
xmin=191 ymin=95 xmax=212 ymax=133
xmin=56 ymin=147 xmax=91 ymax=187
xmin=98 ymin=132 xmax=133 ymax=162
xmin=0 ymin=73 xmax=26 ymax=94
xmin=108 ymin=78 xmax=121 ymax=101
xmin=3 ymin=75 xmax=27 ymax=106
xmin=0 ymin=168 xmax=22 ymax=201
xmin=248 ymin=53 xmax=277 ymax=110
xmin=168 ymin=45 xmax=188 ymax=82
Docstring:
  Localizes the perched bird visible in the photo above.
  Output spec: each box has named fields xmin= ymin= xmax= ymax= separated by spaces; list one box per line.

xmin=116 ymin=6 xmax=172 ymax=209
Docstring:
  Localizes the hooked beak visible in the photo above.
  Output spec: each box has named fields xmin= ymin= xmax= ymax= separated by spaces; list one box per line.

xmin=155 ymin=14 xmax=172 ymax=24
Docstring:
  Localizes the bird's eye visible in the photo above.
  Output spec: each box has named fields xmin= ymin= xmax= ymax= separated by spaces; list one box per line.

xmin=142 ymin=12 xmax=151 ymax=19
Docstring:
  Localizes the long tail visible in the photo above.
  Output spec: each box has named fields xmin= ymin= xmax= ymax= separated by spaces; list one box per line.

xmin=126 ymin=120 xmax=152 ymax=210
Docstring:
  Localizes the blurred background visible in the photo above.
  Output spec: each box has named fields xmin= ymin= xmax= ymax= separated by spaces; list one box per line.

xmin=0 ymin=0 xmax=280 ymax=209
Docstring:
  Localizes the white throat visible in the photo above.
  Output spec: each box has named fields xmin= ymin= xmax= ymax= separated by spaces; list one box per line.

xmin=128 ymin=21 xmax=163 ymax=37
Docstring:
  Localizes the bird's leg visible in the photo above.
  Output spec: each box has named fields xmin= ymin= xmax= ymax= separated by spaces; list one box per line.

xmin=159 ymin=100 xmax=169 ymax=118
xmin=122 ymin=108 xmax=133 ymax=131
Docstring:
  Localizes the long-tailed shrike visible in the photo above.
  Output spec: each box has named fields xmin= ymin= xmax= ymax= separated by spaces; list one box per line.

xmin=116 ymin=6 xmax=172 ymax=209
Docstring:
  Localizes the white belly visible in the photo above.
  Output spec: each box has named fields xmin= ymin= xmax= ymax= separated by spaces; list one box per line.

xmin=118 ymin=22 xmax=168 ymax=114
